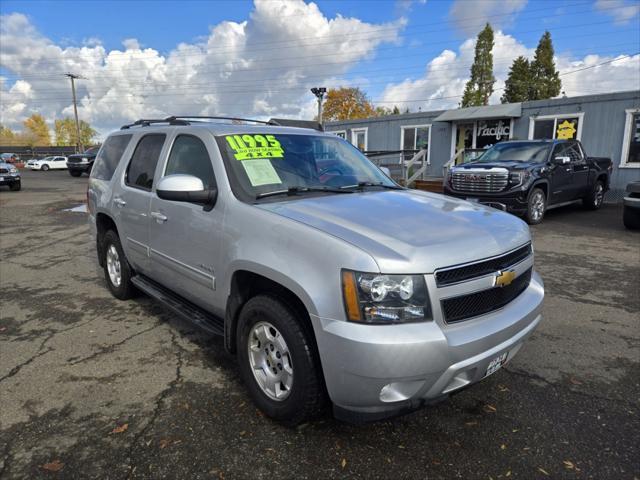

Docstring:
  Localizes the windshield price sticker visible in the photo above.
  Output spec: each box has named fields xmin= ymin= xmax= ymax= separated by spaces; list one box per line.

xmin=226 ymin=135 xmax=284 ymax=160
xmin=241 ymin=159 xmax=282 ymax=187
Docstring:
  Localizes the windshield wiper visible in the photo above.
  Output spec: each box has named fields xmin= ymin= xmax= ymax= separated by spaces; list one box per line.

xmin=255 ymin=186 xmax=353 ymax=200
xmin=340 ymin=182 xmax=404 ymax=191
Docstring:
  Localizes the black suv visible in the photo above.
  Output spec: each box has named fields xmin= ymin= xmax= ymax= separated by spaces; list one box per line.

xmin=443 ymin=140 xmax=612 ymax=224
xmin=67 ymin=146 xmax=100 ymax=177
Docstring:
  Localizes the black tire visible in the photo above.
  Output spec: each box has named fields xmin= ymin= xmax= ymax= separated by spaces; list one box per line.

xmin=623 ymin=206 xmax=640 ymax=230
xmin=583 ymin=180 xmax=605 ymax=210
xmin=101 ymin=230 xmax=135 ymax=300
xmin=236 ymin=294 xmax=325 ymax=426
xmin=525 ymin=187 xmax=546 ymax=225
xmin=41 ymin=164 xmax=49 ymax=171
xmin=69 ymin=170 xmax=82 ymax=177
xmin=9 ymin=181 xmax=21 ymax=191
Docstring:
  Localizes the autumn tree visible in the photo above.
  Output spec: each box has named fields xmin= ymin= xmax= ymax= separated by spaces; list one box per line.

xmin=530 ymin=31 xmax=561 ymax=100
xmin=322 ymin=87 xmax=376 ymax=121
xmin=0 ymin=125 xmax=18 ymax=146
xmin=461 ymin=23 xmax=496 ymax=107
xmin=501 ymin=56 xmax=531 ymax=104
xmin=23 ymin=114 xmax=51 ymax=146
xmin=54 ymin=118 xmax=98 ymax=147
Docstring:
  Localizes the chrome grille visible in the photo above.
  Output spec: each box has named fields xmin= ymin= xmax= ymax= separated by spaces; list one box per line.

xmin=451 ymin=169 xmax=508 ymax=193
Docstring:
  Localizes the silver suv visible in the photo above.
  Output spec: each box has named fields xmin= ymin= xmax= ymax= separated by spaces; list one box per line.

xmin=88 ymin=116 xmax=544 ymax=424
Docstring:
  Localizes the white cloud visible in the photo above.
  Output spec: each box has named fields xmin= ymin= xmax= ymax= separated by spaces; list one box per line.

xmin=0 ymin=2 xmax=405 ymax=137
xmin=595 ymin=0 xmax=640 ymax=24
xmin=449 ymin=0 xmax=527 ymax=36
xmin=378 ymin=31 xmax=640 ymax=111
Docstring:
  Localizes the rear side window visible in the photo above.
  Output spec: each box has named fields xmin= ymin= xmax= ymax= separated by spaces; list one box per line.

xmin=164 ymin=135 xmax=216 ymax=189
xmin=126 ymin=134 xmax=166 ymax=191
xmin=92 ymin=134 xmax=132 ymax=181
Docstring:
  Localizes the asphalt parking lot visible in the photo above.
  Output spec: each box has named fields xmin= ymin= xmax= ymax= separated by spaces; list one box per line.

xmin=1 ymin=169 xmax=638 ymax=479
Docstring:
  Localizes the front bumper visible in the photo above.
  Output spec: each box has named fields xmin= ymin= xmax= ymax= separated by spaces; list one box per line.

xmin=67 ymin=162 xmax=91 ymax=172
xmin=0 ymin=174 xmax=21 ymax=185
xmin=312 ymin=271 xmax=544 ymax=422
xmin=623 ymin=196 xmax=640 ymax=210
xmin=443 ymin=186 xmax=529 ymax=214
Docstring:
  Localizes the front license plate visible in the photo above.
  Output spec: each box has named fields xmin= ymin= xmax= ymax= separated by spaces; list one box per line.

xmin=467 ymin=197 xmax=479 ymax=203
xmin=484 ymin=352 xmax=508 ymax=378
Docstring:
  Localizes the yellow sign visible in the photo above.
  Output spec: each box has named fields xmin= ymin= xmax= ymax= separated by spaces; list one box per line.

xmin=225 ymin=134 xmax=284 ymax=160
xmin=494 ymin=270 xmax=516 ymax=288
xmin=556 ymin=120 xmax=577 ymax=140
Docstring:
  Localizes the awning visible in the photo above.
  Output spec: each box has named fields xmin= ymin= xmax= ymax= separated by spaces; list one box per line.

xmin=434 ymin=103 xmax=522 ymax=122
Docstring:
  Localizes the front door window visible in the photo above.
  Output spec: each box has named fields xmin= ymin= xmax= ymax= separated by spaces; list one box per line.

xmin=402 ymin=126 xmax=430 ymax=161
xmin=352 ymin=129 xmax=367 ymax=151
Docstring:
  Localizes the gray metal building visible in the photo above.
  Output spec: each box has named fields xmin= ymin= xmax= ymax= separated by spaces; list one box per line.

xmin=325 ymin=90 xmax=640 ymax=200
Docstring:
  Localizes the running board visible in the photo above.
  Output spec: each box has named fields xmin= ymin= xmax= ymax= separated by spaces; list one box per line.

xmin=131 ymin=275 xmax=224 ymax=336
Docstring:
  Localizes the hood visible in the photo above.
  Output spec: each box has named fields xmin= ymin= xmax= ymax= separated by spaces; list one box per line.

xmin=256 ymin=190 xmax=530 ymax=273
xmin=458 ymin=160 xmax=539 ymax=170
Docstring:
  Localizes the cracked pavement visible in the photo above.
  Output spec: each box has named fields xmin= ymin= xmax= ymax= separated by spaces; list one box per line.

xmin=0 ymin=170 xmax=638 ymax=479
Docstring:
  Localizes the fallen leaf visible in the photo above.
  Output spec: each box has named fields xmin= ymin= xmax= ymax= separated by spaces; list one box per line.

xmin=111 ymin=423 xmax=128 ymax=434
xmin=569 ymin=378 xmax=582 ymax=385
xmin=500 ymin=444 xmax=507 ymax=450
xmin=484 ymin=404 xmax=497 ymax=413
xmin=159 ymin=439 xmax=171 ymax=449
xmin=538 ymin=467 xmax=550 ymax=476
xmin=341 ymin=458 xmax=347 ymax=469
xmin=398 ymin=445 xmax=405 ymax=449
xmin=505 ymin=471 xmax=511 ymax=477
xmin=512 ymin=429 xmax=519 ymax=433
xmin=239 ymin=431 xmax=246 ymax=436
xmin=465 ymin=421 xmax=478 ymax=426
xmin=386 ymin=458 xmax=391 ymax=464
xmin=0 ymin=326 xmax=7 ymax=332
xmin=42 ymin=459 xmax=64 ymax=472
xmin=563 ymin=460 xmax=575 ymax=470
xmin=498 ymin=384 xmax=509 ymax=392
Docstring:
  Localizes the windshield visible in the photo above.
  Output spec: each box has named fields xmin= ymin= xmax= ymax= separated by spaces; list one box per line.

xmin=84 ymin=146 xmax=100 ymax=155
xmin=216 ymin=133 xmax=397 ymax=201
xmin=476 ymin=142 xmax=551 ymax=163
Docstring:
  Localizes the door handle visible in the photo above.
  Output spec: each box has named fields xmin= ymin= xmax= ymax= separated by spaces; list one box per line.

xmin=114 ymin=197 xmax=126 ymax=207
xmin=151 ymin=212 xmax=168 ymax=223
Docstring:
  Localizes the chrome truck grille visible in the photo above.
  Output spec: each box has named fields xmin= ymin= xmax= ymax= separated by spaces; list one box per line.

xmin=451 ymin=168 xmax=509 ymax=193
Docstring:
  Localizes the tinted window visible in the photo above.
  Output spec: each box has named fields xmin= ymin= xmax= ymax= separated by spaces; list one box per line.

xmin=165 ymin=135 xmax=215 ymax=189
xmin=92 ymin=135 xmax=132 ymax=181
xmin=126 ymin=134 xmax=166 ymax=190
xmin=533 ymin=119 xmax=554 ymax=139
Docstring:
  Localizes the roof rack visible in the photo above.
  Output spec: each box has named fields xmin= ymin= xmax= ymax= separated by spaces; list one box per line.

xmin=119 ymin=115 xmax=323 ymax=131
xmin=166 ymin=115 xmax=277 ymax=125
xmin=120 ymin=118 xmax=190 ymax=129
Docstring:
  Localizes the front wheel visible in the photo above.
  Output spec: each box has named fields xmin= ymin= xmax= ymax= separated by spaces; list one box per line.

xmin=583 ymin=180 xmax=605 ymax=210
xmin=69 ymin=170 xmax=82 ymax=177
xmin=9 ymin=181 xmax=21 ymax=191
xmin=623 ymin=206 xmax=640 ymax=230
xmin=41 ymin=164 xmax=49 ymax=171
xmin=236 ymin=295 xmax=325 ymax=426
xmin=525 ymin=188 xmax=546 ymax=225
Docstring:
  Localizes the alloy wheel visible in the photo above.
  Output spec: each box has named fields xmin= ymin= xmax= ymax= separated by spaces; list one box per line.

xmin=247 ymin=321 xmax=293 ymax=401
xmin=106 ymin=244 xmax=122 ymax=287
xmin=531 ymin=192 xmax=545 ymax=222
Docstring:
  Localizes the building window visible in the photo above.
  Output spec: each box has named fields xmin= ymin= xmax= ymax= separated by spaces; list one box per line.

xmin=332 ymin=130 xmax=346 ymax=139
xmin=475 ymin=119 xmax=511 ymax=149
xmin=621 ymin=109 xmax=640 ymax=168
xmin=401 ymin=125 xmax=431 ymax=161
xmin=529 ymin=113 xmax=583 ymax=140
xmin=351 ymin=128 xmax=368 ymax=151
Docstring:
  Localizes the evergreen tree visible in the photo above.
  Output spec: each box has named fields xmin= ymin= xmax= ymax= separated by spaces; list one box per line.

xmin=392 ymin=105 xmax=400 ymax=115
xmin=461 ymin=23 xmax=496 ymax=107
xmin=501 ymin=56 xmax=531 ymax=103
xmin=530 ymin=31 xmax=561 ymax=100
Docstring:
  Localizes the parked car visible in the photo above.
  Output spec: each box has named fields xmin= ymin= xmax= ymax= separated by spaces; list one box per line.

xmin=623 ymin=181 xmax=640 ymax=230
xmin=0 ymin=153 xmax=19 ymax=164
xmin=443 ymin=140 xmax=612 ymax=224
xmin=88 ymin=117 xmax=544 ymax=425
xmin=67 ymin=146 xmax=101 ymax=177
xmin=0 ymin=161 xmax=21 ymax=191
xmin=24 ymin=158 xmax=38 ymax=169
xmin=29 ymin=156 xmax=68 ymax=171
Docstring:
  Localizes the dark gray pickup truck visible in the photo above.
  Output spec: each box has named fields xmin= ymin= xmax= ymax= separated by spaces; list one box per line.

xmin=444 ymin=140 xmax=613 ymax=224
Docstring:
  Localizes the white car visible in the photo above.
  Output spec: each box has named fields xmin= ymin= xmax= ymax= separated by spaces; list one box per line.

xmin=30 ymin=156 xmax=68 ymax=171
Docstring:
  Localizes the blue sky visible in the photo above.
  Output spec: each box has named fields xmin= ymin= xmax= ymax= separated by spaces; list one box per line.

xmin=1 ymin=0 xmax=639 ymax=133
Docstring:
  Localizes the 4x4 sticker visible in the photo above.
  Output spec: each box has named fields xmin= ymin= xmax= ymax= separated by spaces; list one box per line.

xmin=226 ymin=134 xmax=284 ymax=160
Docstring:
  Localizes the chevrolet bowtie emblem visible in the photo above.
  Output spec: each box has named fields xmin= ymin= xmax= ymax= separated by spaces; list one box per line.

xmin=494 ymin=270 xmax=516 ymax=287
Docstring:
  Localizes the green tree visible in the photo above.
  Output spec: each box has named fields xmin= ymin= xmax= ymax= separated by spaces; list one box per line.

xmin=461 ymin=23 xmax=496 ymax=107
xmin=23 ymin=114 xmax=51 ymax=146
xmin=501 ymin=56 xmax=531 ymax=104
xmin=322 ymin=87 xmax=376 ymax=121
xmin=530 ymin=31 xmax=561 ymax=100
xmin=392 ymin=105 xmax=400 ymax=115
xmin=54 ymin=117 xmax=97 ymax=147
xmin=0 ymin=125 xmax=17 ymax=146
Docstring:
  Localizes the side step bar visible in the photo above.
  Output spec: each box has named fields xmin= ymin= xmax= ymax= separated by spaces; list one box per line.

xmin=131 ymin=274 xmax=224 ymax=336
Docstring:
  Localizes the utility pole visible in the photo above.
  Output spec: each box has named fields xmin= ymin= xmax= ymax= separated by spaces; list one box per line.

xmin=64 ymin=73 xmax=85 ymax=152
xmin=310 ymin=87 xmax=327 ymax=126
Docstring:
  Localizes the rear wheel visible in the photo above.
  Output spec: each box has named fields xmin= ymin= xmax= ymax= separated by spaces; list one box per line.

xmin=102 ymin=230 xmax=135 ymax=300
xmin=9 ymin=181 xmax=21 ymax=191
xmin=583 ymin=180 xmax=605 ymax=210
xmin=525 ymin=188 xmax=546 ymax=225
xmin=236 ymin=295 xmax=325 ymax=426
xmin=69 ymin=170 xmax=82 ymax=177
xmin=41 ymin=164 xmax=49 ymax=171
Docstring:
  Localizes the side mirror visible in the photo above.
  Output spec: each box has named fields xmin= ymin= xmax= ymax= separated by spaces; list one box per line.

xmin=553 ymin=156 xmax=571 ymax=165
xmin=156 ymin=174 xmax=217 ymax=210
xmin=380 ymin=166 xmax=391 ymax=177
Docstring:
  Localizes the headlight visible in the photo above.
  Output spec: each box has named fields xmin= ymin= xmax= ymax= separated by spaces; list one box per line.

xmin=341 ymin=270 xmax=431 ymax=323
xmin=509 ymin=171 xmax=531 ymax=186
xmin=81 ymin=157 xmax=88 ymax=162
xmin=9 ymin=167 xmax=17 ymax=173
